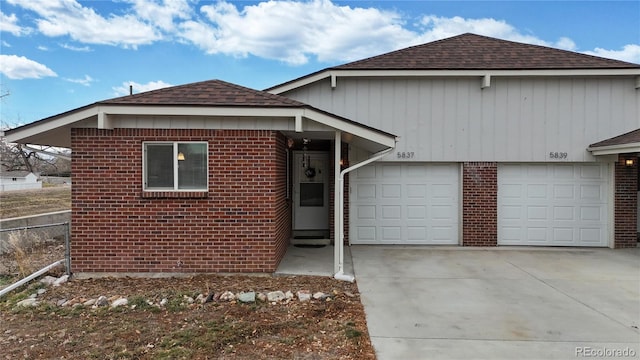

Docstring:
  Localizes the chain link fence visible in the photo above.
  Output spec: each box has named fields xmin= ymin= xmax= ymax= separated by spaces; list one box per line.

xmin=0 ymin=222 xmax=70 ymax=286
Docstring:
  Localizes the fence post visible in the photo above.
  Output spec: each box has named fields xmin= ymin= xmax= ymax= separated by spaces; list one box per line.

xmin=64 ymin=222 xmax=71 ymax=276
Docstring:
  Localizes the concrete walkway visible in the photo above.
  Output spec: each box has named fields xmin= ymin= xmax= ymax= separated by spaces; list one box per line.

xmin=275 ymin=244 xmax=353 ymax=277
xmin=351 ymin=246 xmax=640 ymax=360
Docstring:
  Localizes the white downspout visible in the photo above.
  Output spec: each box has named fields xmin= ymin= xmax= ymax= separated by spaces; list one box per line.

xmin=334 ymin=145 xmax=395 ymax=282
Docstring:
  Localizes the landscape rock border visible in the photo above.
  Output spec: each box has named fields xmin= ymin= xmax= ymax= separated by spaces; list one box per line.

xmin=13 ymin=274 xmax=354 ymax=310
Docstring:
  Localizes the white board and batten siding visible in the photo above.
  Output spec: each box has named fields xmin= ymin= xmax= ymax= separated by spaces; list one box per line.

xmin=498 ymin=163 xmax=611 ymax=247
xmin=350 ymin=163 xmax=459 ymax=245
xmin=282 ymin=77 xmax=639 ymax=163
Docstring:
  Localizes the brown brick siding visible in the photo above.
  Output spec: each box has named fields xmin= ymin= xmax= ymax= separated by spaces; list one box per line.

xmin=71 ymin=128 xmax=291 ymax=274
xmin=462 ymin=162 xmax=497 ymax=246
xmin=614 ymin=154 xmax=638 ymax=248
xmin=328 ymin=142 xmax=349 ymax=244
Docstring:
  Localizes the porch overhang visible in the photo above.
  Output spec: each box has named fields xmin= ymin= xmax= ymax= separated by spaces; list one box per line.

xmin=4 ymin=104 xmax=396 ymax=152
xmin=587 ymin=128 xmax=640 ymax=156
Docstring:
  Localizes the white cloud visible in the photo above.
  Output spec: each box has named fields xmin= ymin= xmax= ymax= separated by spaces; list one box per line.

xmin=60 ymin=43 xmax=92 ymax=52
xmin=0 ymin=54 xmax=57 ymax=79
xmin=7 ymin=0 xmax=161 ymax=48
xmin=176 ymin=1 xmax=605 ymax=66
xmin=113 ymin=80 xmax=173 ymax=96
xmin=417 ymin=15 xmax=579 ymax=51
xmin=2 ymin=40 xmax=11 ymax=48
xmin=64 ymin=74 xmax=94 ymax=86
xmin=584 ymin=45 xmax=640 ymax=64
xmin=37 ymin=45 xmax=49 ymax=51
xmin=5 ymin=0 xmax=638 ymax=66
xmin=179 ymin=0 xmax=415 ymax=65
xmin=0 ymin=10 xmax=29 ymax=35
xmin=126 ymin=0 xmax=193 ymax=31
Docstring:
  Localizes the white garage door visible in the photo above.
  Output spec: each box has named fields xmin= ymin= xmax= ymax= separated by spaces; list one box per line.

xmin=350 ymin=163 xmax=459 ymax=244
xmin=498 ymin=164 xmax=610 ymax=247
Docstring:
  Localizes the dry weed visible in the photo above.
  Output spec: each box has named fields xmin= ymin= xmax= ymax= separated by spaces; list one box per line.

xmin=7 ymin=231 xmax=42 ymax=277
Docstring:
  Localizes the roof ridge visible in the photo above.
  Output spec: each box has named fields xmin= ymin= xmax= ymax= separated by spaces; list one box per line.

xmin=332 ymin=32 xmax=639 ymax=70
xmin=99 ymin=79 xmax=307 ymax=107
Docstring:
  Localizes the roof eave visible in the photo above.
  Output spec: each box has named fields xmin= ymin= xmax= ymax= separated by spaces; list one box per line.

xmin=268 ymin=68 xmax=640 ymax=94
xmin=4 ymin=102 xmax=396 ymax=151
xmin=587 ymin=142 xmax=640 ymax=156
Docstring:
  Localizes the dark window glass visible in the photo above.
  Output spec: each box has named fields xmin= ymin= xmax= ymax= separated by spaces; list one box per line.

xmin=300 ymin=183 xmax=324 ymax=207
xmin=145 ymin=144 xmax=174 ymax=188
xmin=178 ymin=143 xmax=207 ymax=189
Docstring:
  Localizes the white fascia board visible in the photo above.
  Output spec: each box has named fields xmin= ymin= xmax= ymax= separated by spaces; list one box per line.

xmin=268 ymin=71 xmax=333 ymax=94
xmin=101 ymin=105 xmax=302 ymax=118
xmin=269 ymin=68 xmax=640 ymax=93
xmin=334 ymin=69 xmax=640 ymax=78
xmin=587 ymin=142 xmax=640 ymax=155
xmin=303 ymin=108 xmax=396 ymax=148
xmin=4 ymin=107 xmax=98 ymax=143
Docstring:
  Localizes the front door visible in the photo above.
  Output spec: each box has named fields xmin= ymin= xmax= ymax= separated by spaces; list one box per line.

xmin=293 ymin=151 xmax=329 ymax=233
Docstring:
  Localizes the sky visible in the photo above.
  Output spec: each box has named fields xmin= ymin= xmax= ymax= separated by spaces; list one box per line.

xmin=0 ymin=0 xmax=639 ymax=128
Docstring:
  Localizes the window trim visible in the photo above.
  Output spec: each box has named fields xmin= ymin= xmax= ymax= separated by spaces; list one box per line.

xmin=142 ymin=141 xmax=209 ymax=192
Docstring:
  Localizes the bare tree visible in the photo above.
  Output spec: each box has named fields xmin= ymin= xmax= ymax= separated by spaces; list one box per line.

xmin=1 ymin=137 xmax=70 ymax=175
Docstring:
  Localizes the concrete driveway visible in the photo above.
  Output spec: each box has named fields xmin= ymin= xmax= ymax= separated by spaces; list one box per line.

xmin=351 ymin=247 xmax=640 ymax=360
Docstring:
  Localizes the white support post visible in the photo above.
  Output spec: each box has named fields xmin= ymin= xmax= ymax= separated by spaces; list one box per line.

xmin=295 ymin=113 xmax=303 ymax=132
xmin=97 ymin=111 xmax=113 ymax=129
xmin=334 ymin=130 xmax=342 ymax=275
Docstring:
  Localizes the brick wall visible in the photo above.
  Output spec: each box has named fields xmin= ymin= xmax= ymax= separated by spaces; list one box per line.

xmin=328 ymin=142 xmax=349 ymax=244
xmin=614 ymin=154 xmax=638 ymax=248
xmin=462 ymin=162 xmax=497 ymax=246
xmin=71 ymin=128 xmax=291 ymax=274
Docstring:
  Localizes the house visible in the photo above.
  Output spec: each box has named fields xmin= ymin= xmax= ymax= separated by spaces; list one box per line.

xmin=0 ymin=170 xmax=41 ymax=192
xmin=4 ymin=33 xmax=639 ymax=278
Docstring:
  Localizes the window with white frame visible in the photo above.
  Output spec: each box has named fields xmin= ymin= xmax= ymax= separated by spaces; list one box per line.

xmin=143 ymin=142 xmax=208 ymax=191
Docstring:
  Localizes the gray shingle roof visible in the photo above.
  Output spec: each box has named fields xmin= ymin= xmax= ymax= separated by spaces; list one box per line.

xmin=334 ymin=33 xmax=640 ymax=70
xmin=589 ymin=129 xmax=640 ymax=148
xmin=101 ymin=79 xmax=306 ymax=107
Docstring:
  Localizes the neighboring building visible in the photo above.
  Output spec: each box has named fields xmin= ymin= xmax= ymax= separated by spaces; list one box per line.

xmin=5 ymin=34 xmax=639 ymax=277
xmin=0 ymin=171 xmax=41 ymax=192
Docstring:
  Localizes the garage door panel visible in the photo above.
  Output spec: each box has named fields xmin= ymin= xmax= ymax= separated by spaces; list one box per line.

xmin=382 ymin=205 xmax=401 ymax=219
xmin=357 ymin=205 xmax=376 ymax=219
xmin=407 ymin=184 xmax=427 ymax=198
xmin=381 ymin=164 xmax=401 ymax=178
xmin=527 ymin=184 xmax=547 ymax=198
xmin=580 ymin=228 xmax=602 ymax=244
xmin=356 ymin=184 xmax=376 ymax=199
xmin=498 ymin=164 xmax=609 ymax=247
xmin=355 ymin=226 xmax=376 ymax=241
xmin=527 ymin=227 xmax=548 ymax=242
xmin=553 ymin=228 xmax=574 ymax=243
xmin=581 ymin=165 xmax=604 ymax=179
xmin=580 ymin=206 xmax=602 ymax=221
xmin=407 ymin=205 xmax=426 ymax=219
xmin=351 ymin=163 xmax=459 ymax=245
xmin=381 ymin=227 xmax=402 ymax=241
xmin=580 ymin=184 xmax=603 ymax=200
xmin=553 ymin=206 xmax=574 ymax=220
xmin=356 ymin=166 xmax=377 ymax=179
xmin=407 ymin=227 xmax=427 ymax=241
xmin=554 ymin=184 xmax=574 ymax=199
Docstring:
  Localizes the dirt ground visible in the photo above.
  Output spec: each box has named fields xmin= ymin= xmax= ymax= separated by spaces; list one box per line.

xmin=1 ymin=187 xmax=376 ymax=359
xmin=0 ymin=274 xmax=375 ymax=359
xmin=0 ymin=186 xmax=71 ymax=219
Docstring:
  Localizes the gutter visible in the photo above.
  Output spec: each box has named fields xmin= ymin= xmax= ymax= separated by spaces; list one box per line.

xmin=334 ymin=145 xmax=395 ymax=282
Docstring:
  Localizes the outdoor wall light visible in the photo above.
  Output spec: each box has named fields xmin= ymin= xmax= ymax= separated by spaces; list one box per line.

xmin=624 ymin=158 xmax=635 ymax=167
xmin=177 ymin=152 xmax=185 ymax=161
